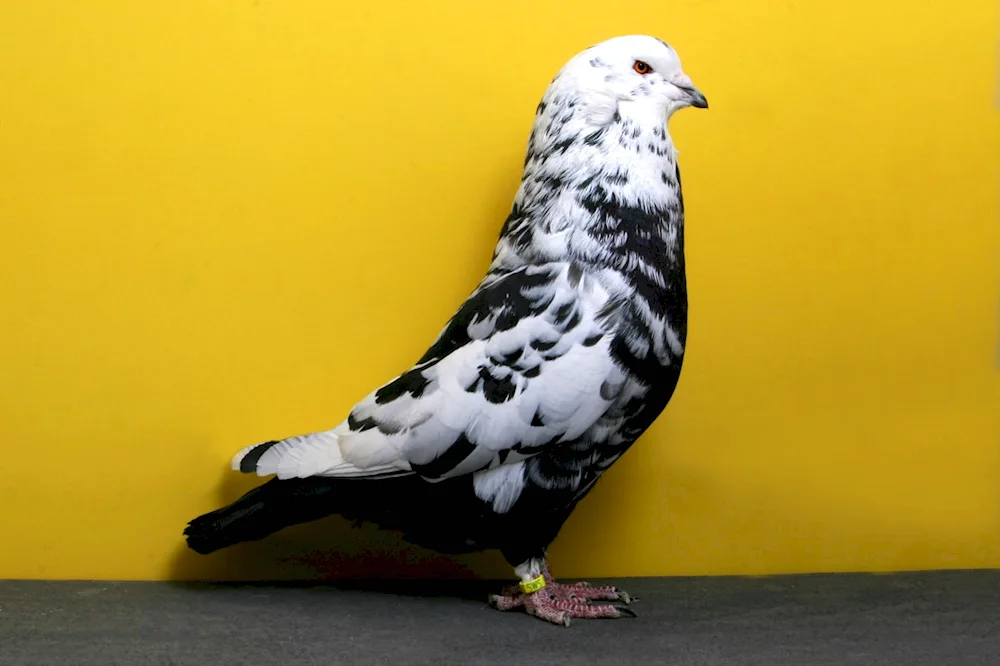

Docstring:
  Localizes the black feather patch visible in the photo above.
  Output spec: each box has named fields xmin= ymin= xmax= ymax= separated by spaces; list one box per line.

xmin=375 ymin=369 xmax=431 ymax=405
xmin=583 ymin=128 xmax=606 ymax=146
xmin=490 ymin=347 xmax=524 ymax=367
xmin=567 ymin=263 xmax=583 ymax=288
xmin=610 ymin=336 xmax=661 ymax=387
xmin=531 ymin=338 xmax=557 ymax=352
xmin=556 ymin=309 xmax=581 ymax=333
xmin=551 ymin=136 xmax=575 ymax=154
xmin=411 ymin=434 xmax=478 ymax=479
xmin=600 ymin=379 xmax=624 ymax=401
xmin=348 ymin=412 xmax=378 ymax=432
xmin=551 ymin=302 xmax=575 ymax=326
xmin=479 ymin=366 xmax=517 ymax=404
xmin=238 ymin=441 xmax=280 ymax=473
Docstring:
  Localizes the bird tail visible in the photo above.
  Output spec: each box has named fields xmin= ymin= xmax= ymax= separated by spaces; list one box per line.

xmin=183 ymin=477 xmax=342 ymax=555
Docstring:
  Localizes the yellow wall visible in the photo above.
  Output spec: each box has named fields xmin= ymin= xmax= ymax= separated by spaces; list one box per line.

xmin=1 ymin=1 xmax=997 ymax=582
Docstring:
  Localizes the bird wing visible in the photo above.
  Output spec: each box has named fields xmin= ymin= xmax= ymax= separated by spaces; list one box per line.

xmin=237 ymin=262 xmax=628 ymax=481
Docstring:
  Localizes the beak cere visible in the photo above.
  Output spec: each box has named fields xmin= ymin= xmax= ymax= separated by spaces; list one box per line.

xmin=670 ymin=72 xmax=708 ymax=109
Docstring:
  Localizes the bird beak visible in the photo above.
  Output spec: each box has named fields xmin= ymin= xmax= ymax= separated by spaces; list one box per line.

xmin=672 ymin=73 xmax=709 ymax=109
xmin=681 ymin=86 xmax=708 ymax=109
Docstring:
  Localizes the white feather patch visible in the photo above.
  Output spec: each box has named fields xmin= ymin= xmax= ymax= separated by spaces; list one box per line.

xmin=473 ymin=462 xmax=527 ymax=514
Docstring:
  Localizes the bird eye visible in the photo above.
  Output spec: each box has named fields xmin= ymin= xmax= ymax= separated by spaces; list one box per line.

xmin=632 ymin=60 xmax=653 ymax=75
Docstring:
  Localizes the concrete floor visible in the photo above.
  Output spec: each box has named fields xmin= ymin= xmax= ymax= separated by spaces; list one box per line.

xmin=2 ymin=570 xmax=998 ymax=665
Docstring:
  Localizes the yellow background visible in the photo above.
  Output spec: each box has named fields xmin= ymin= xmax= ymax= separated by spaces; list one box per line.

xmin=1 ymin=1 xmax=998 ymax=582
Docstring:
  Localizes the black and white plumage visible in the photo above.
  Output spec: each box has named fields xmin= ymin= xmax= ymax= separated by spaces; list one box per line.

xmin=185 ymin=34 xmax=708 ymax=626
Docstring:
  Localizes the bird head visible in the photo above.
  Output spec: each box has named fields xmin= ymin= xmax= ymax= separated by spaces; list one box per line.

xmin=551 ymin=35 xmax=708 ymax=122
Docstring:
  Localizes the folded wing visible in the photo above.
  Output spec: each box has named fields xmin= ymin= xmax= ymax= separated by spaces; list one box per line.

xmin=234 ymin=263 xmax=627 ymax=482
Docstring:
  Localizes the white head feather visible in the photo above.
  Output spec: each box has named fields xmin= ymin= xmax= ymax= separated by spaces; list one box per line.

xmin=550 ymin=34 xmax=708 ymax=121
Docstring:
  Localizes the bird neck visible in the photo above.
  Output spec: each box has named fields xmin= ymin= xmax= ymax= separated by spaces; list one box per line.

xmin=490 ymin=97 xmax=686 ymax=286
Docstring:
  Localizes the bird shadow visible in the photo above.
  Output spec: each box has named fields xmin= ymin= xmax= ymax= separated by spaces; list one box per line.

xmin=167 ymin=468 xmax=513 ymax=601
xmin=165 ymin=162 xmax=526 ymax=603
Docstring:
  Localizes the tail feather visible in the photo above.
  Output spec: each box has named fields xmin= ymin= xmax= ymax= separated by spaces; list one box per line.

xmin=232 ymin=432 xmax=407 ymax=480
xmin=184 ymin=472 xmax=487 ymax=558
xmin=183 ymin=477 xmax=341 ymax=555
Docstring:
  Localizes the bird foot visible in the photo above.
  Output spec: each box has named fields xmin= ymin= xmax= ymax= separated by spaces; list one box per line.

xmin=488 ymin=578 xmax=636 ymax=627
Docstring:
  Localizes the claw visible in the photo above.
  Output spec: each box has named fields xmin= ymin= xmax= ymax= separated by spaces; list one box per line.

xmin=614 ymin=605 xmax=637 ymax=618
xmin=488 ymin=593 xmax=524 ymax=612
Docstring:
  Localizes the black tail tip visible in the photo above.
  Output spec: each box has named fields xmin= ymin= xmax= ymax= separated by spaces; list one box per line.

xmin=183 ymin=516 xmax=226 ymax=555
xmin=237 ymin=440 xmax=280 ymax=473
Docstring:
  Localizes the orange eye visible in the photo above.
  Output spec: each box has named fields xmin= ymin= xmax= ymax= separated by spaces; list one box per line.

xmin=633 ymin=60 xmax=653 ymax=75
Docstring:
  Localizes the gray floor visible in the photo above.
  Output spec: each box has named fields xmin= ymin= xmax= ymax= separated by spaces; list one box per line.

xmin=2 ymin=571 xmax=998 ymax=665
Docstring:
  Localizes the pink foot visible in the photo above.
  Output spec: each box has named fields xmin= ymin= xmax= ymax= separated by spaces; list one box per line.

xmin=488 ymin=568 xmax=636 ymax=627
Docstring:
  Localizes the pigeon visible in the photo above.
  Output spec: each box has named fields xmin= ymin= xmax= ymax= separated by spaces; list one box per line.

xmin=184 ymin=34 xmax=708 ymax=626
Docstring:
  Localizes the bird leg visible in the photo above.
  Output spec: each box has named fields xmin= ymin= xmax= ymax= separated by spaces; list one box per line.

xmin=488 ymin=559 xmax=635 ymax=627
